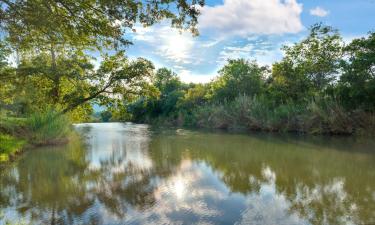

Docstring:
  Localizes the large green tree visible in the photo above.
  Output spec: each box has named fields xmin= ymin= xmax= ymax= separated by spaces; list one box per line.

xmin=209 ymin=59 xmax=267 ymax=102
xmin=1 ymin=0 xmax=204 ymax=49
xmin=0 ymin=0 xmax=204 ymax=114
xmin=270 ymin=24 xmax=343 ymax=103
xmin=15 ymin=51 xmax=155 ymax=114
xmin=337 ymin=32 xmax=375 ymax=110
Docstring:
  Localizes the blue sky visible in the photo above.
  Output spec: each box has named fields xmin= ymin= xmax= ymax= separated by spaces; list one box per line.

xmin=124 ymin=0 xmax=375 ymax=83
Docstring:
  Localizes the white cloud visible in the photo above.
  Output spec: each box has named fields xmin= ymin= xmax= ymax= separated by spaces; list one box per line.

xmin=310 ymin=6 xmax=329 ymax=17
xmin=198 ymin=0 xmax=304 ymax=37
xmin=217 ymin=38 xmax=285 ymax=66
xmin=342 ymin=34 xmax=365 ymax=45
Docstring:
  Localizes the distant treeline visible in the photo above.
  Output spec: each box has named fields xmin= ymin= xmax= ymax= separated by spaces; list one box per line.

xmin=108 ymin=24 xmax=375 ymax=135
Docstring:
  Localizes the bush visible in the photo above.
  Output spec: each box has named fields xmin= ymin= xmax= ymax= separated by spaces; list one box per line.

xmin=184 ymin=95 xmax=364 ymax=135
xmin=0 ymin=116 xmax=27 ymax=135
xmin=26 ymin=110 xmax=71 ymax=144
xmin=0 ymin=134 xmax=26 ymax=161
xmin=303 ymin=99 xmax=353 ymax=134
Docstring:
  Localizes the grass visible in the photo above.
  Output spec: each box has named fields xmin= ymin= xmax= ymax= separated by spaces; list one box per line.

xmin=0 ymin=116 xmax=27 ymax=135
xmin=0 ymin=134 xmax=26 ymax=162
xmin=26 ymin=110 xmax=71 ymax=145
xmin=0 ymin=110 xmax=72 ymax=162
xmin=172 ymin=95 xmax=372 ymax=135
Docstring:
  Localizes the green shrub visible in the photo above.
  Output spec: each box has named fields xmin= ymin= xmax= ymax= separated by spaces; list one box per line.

xmin=303 ymin=98 xmax=353 ymax=134
xmin=0 ymin=116 xmax=27 ymax=135
xmin=139 ymin=92 xmax=372 ymax=135
xmin=26 ymin=110 xmax=71 ymax=144
xmin=0 ymin=134 xmax=26 ymax=161
xmin=187 ymin=95 xmax=357 ymax=134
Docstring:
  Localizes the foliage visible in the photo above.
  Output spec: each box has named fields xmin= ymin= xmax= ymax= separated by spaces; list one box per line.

xmin=282 ymin=24 xmax=343 ymax=91
xmin=0 ymin=134 xmax=26 ymax=162
xmin=120 ymin=25 xmax=375 ymax=135
xmin=26 ymin=110 xmax=71 ymax=144
xmin=0 ymin=0 xmax=204 ymax=119
xmin=209 ymin=59 xmax=267 ymax=102
xmin=178 ymin=84 xmax=208 ymax=110
xmin=337 ymin=32 xmax=375 ymax=110
xmin=1 ymin=18 xmax=375 ymax=136
xmin=1 ymin=0 xmax=204 ymax=51
xmin=182 ymin=96 xmax=356 ymax=134
xmin=100 ymin=110 xmax=112 ymax=122
xmin=269 ymin=24 xmax=343 ymax=103
xmin=0 ymin=116 xmax=26 ymax=135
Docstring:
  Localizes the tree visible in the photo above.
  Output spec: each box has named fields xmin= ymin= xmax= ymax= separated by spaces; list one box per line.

xmin=11 ymin=50 xmax=155 ymax=115
xmin=1 ymin=0 xmax=204 ymax=50
xmin=178 ymin=83 xmax=207 ymax=110
xmin=277 ymin=24 xmax=343 ymax=93
xmin=0 ymin=41 xmax=14 ymax=109
xmin=0 ymin=0 xmax=204 ymax=114
xmin=154 ymin=68 xmax=182 ymax=94
xmin=337 ymin=32 xmax=375 ymax=110
xmin=62 ymin=51 xmax=156 ymax=113
xmin=209 ymin=59 xmax=267 ymax=102
xmin=268 ymin=24 xmax=344 ymax=104
xmin=269 ymin=59 xmax=313 ymax=104
xmin=153 ymin=68 xmax=185 ymax=116
xmin=100 ymin=110 xmax=112 ymax=122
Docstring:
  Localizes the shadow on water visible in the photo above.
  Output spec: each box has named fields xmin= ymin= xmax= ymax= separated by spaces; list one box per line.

xmin=0 ymin=122 xmax=374 ymax=225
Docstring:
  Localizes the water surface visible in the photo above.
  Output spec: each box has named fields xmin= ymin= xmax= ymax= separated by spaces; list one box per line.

xmin=1 ymin=123 xmax=374 ymax=225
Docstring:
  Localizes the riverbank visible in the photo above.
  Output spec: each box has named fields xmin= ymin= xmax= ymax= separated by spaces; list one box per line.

xmin=138 ymin=96 xmax=375 ymax=136
xmin=0 ymin=117 xmax=27 ymax=162
xmin=0 ymin=134 xmax=26 ymax=162
xmin=0 ymin=112 xmax=72 ymax=162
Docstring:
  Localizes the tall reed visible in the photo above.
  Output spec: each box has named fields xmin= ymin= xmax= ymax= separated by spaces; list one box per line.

xmin=26 ymin=110 xmax=71 ymax=144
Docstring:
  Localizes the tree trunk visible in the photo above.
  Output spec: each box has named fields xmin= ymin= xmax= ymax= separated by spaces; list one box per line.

xmin=50 ymin=44 xmax=60 ymax=104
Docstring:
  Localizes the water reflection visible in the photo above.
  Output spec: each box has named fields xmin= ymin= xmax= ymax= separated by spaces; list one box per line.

xmin=0 ymin=123 xmax=374 ymax=225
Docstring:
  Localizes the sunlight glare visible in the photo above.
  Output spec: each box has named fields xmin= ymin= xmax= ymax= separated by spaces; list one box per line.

xmin=162 ymin=33 xmax=193 ymax=62
xmin=172 ymin=176 xmax=186 ymax=199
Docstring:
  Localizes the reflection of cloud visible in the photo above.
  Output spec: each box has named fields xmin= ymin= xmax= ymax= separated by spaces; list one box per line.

xmin=238 ymin=188 xmax=307 ymax=225
xmin=237 ymin=167 xmax=308 ymax=225
xmin=292 ymin=177 xmax=361 ymax=225
xmin=95 ymin=153 xmax=364 ymax=225
xmin=122 ymin=160 xmax=224 ymax=224
xmin=237 ymin=167 xmax=363 ymax=225
xmin=262 ymin=166 xmax=276 ymax=182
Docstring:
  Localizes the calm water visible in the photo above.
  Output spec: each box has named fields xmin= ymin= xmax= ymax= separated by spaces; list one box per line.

xmin=1 ymin=123 xmax=375 ymax=225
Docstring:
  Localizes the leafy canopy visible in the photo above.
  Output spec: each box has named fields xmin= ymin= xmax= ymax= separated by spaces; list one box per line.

xmin=1 ymin=0 xmax=204 ymax=50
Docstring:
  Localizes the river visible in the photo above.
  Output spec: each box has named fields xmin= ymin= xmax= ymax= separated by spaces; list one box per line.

xmin=0 ymin=122 xmax=374 ymax=225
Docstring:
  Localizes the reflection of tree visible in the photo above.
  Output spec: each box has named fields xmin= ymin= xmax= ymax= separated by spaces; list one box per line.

xmin=148 ymin=131 xmax=375 ymax=225
xmin=0 ymin=138 xmax=94 ymax=224
xmin=0 ymin=132 xmax=159 ymax=224
xmin=1 ymin=127 xmax=374 ymax=225
xmin=93 ymin=159 xmax=157 ymax=219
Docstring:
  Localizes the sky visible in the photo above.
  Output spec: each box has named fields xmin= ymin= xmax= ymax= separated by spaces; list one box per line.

xmin=124 ymin=0 xmax=375 ymax=83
